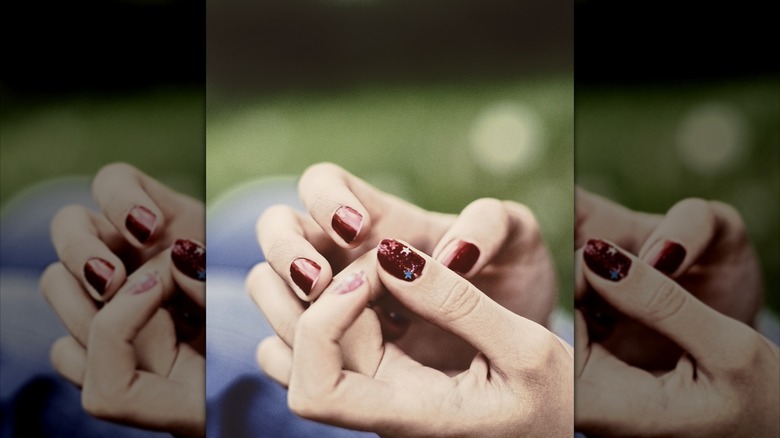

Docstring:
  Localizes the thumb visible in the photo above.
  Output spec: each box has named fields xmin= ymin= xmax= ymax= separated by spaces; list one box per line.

xmin=376 ymin=238 xmax=548 ymax=367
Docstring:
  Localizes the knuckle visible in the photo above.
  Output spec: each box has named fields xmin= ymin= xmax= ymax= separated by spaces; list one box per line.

xmin=436 ymin=279 xmax=482 ymax=323
xmin=257 ymin=204 xmax=290 ymax=233
xmin=503 ymin=200 xmax=541 ymax=242
xmin=640 ymin=278 xmax=688 ymax=324
xmin=719 ymin=330 xmax=763 ymax=374
xmin=94 ymin=162 xmax=134 ymax=182
xmin=287 ymin=387 xmax=325 ymax=420
xmin=299 ymin=162 xmax=342 ymax=191
xmin=82 ymin=390 xmax=115 ymax=419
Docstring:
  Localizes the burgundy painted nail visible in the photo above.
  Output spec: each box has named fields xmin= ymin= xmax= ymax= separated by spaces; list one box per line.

xmin=442 ymin=241 xmax=480 ymax=274
xmin=332 ymin=271 xmax=364 ymax=295
xmin=649 ymin=241 xmax=687 ymax=275
xmin=290 ymin=258 xmax=321 ymax=295
xmin=171 ymin=239 xmax=206 ymax=281
xmin=583 ymin=239 xmax=632 ymax=282
xmin=377 ymin=239 xmax=426 ymax=282
xmin=332 ymin=206 xmax=363 ymax=244
xmin=84 ymin=258 xmax=115 ymax=295
xmin=131 ymin=272 xmax=159 ymax=295
xmin=126 ymin=205 xmax=157 ymax=243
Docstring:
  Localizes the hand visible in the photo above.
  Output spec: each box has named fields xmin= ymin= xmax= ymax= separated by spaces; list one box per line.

xmin=41 ymin=250 xmax=205 ymax=437
xmin=256 ymin=240 xmax=572 ymax=437
xmin=254 ymin=162 xmax=556 ymax=370
xmin=576 ymin=187 xmax=762 ymax=370
xmin=50 ymin=162 xmax=204 ymax=303
xmin=574 ymin=239 xmax=779 ymax=437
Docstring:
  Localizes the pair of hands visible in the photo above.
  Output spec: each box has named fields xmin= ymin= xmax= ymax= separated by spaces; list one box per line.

xmin=41 ymin=163 xmax=206 ymax=437
xmin=574 ymin=188 xmax=778 ymax=436
xmin=249 ymin=163 xmax=572 ymax=436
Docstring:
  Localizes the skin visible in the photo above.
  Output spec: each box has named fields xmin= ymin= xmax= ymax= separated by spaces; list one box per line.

xmin=41 ymin=163 xmax=205 ymax=437
xmin=575 ymin=187 xmax=763 ymax=370
xmin=256 ymin=246 xmax=574 ymax=438
xmin=252 ymin=162 xmax=556 ymax=371
xmin=574 ymin=242 xmax=779 ymax=437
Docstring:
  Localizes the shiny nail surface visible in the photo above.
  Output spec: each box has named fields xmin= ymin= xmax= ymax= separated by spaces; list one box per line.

xmin=290 ymin=258 xmax=321 ymax=295
xmin=172 ymin=239 xmax=206 ymax=281
xmin=84 ymin=258 xmax=115 ymax=295
xmin=332 ymin=206 xmax=363 ymax=244
xmin=648 ymin=241 xmax=686 ymax=275
xmin=442 ymin=241 xmax=480 ymax=274
xmin=584 ymin=239 xmax=631 ymax=282
xmin=126 ymin=205 xmax=157 ymax=243
xmin=377 ymin=239 xmax=426 ymax=282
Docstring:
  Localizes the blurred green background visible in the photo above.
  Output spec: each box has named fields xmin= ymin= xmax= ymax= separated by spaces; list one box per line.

xmin=577 ymin=78 xmax=780 ymax=314
xmin=1 ymin=90 xmax=204 ymax=205
xmin=207 ymin=0 xmax=574 ymax=311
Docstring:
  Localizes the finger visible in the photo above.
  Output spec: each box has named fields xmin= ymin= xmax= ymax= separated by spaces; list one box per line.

xmin=289 ymin=267 xmax=400 ymax=430
xmin=257 ymin=205 xmax=333 ymax=301
xmin=638 ymin=198 xmax=717 ymax=276
xmin=249 ymin=254 xmax=386 ymax=375
xmin=376 ymin=239 xmax=546 ymax=368
xmin=575 ymin=186 xmax=660 ymax=251
xmin=431 ymin=198 xmax=513 ymax=276
xmin=50 ymin=205 xmax=127 ymax=301
xmin=170 ymin=238 xmax=206 ymax=307
xmin=256 ymin=336 xmax=292 ymax=387
xmin=581 ymin=238 xmax=755 ymax=368
xmin=92 ymin=162 xmax=180 ymax=247
xmin=50 ymin=336 xmax=87 ymax=387
xmin=83 ymin=270 xmax=202 ymax=431
xmin=40 ymin=262 xmax=99 ymax=346
xmin=247 ymin=262 xmax=306 ymax=346
xmin=297 ymin=162 xmax=380 ymax=247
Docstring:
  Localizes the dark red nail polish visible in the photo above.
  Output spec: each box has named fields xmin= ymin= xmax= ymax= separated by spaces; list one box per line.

xmin=650 ymin=241 xmax=686 ymax=275
xmin=290 ymin=258 xmax=321 ymax=295
xmin=377 ymin=239 xmax=426 ymax=282
xmin=442 ymin=241 xmax=480 ymax=274
xmin=332 ymin=271 xmax=364 ymax=295
xmin=126 ymin=205 xmax=157 ymax=243
xmin=332 ymin=206 xmax=363 ymax=244
xmin=584 ymin=239 xmax=632 ymax=282
xmin=172 ymin=239 xmax=206 ymax=281
xmin=84 ymin=258 xmax=115 ymax=295
xmin=131 ymin=272 xmax=159 ymax=295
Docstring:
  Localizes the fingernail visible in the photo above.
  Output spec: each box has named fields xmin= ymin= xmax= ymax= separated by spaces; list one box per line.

xmin=647 ymin=241 xmax=687 ymax=275
xmin=171 ymin=239 xmax=206 ymax=281
xmin=332 ymin=206 xmax=363 ymax=244
xmin=441 ymin=240 xmax=480 ymax=274
xmin=290 ymin=258 xmax=321 ymax=295
xmin=377 ymin=239 xmax=426 ymax=282
xmin=583 ymin=239 xmax=632 ymax=282
xmin=130 ymin=271 xmax=159 ymax=295
xmin=84 ymin=258 xmax=115 ymax=296
xmin=332 ymin=270 xmax=364 ymax=295
xmin=126 ymin=205 xmax=157 ymax=243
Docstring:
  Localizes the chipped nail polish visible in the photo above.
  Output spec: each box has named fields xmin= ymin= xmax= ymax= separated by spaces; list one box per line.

xmin=332 ymin=206 xmax=363 ymax=244
xmin=290 ymin=258 xmax=321 ymax=295
xmin=84 ymin=258 xmax=115 ymax=295
xmin=648 ymin=241 xmax=686 ymax=275
xmin=441 ymin=240 xmax=480 ymax=274
xmin=377 ymin=239 xmax=426 ymax=282
xmin=171 ymin=239 xmax=206 ymax=281
xmin=131 ymin=272 xmax=159 ymax=294
xmin=332 ymin=271 xmax=364 ymax=295
xmin=126 ymin=205 xmax=157 ymax=243
xmin=584 ymin=239 xmax=632 ymax=282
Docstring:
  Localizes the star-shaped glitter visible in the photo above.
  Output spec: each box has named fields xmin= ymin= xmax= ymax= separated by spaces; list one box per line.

xmin=404 ymin=269 xmax=413 ymax=280
xmin=609 ymin=269 xmax=620 ymax=280
xmin=606 ymin=247 xmax=617 ymax=256
xmin=197 ymin=270 xmax=206 ymax=281
xmin=400 ymin=247 xmax=411 ymax=256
